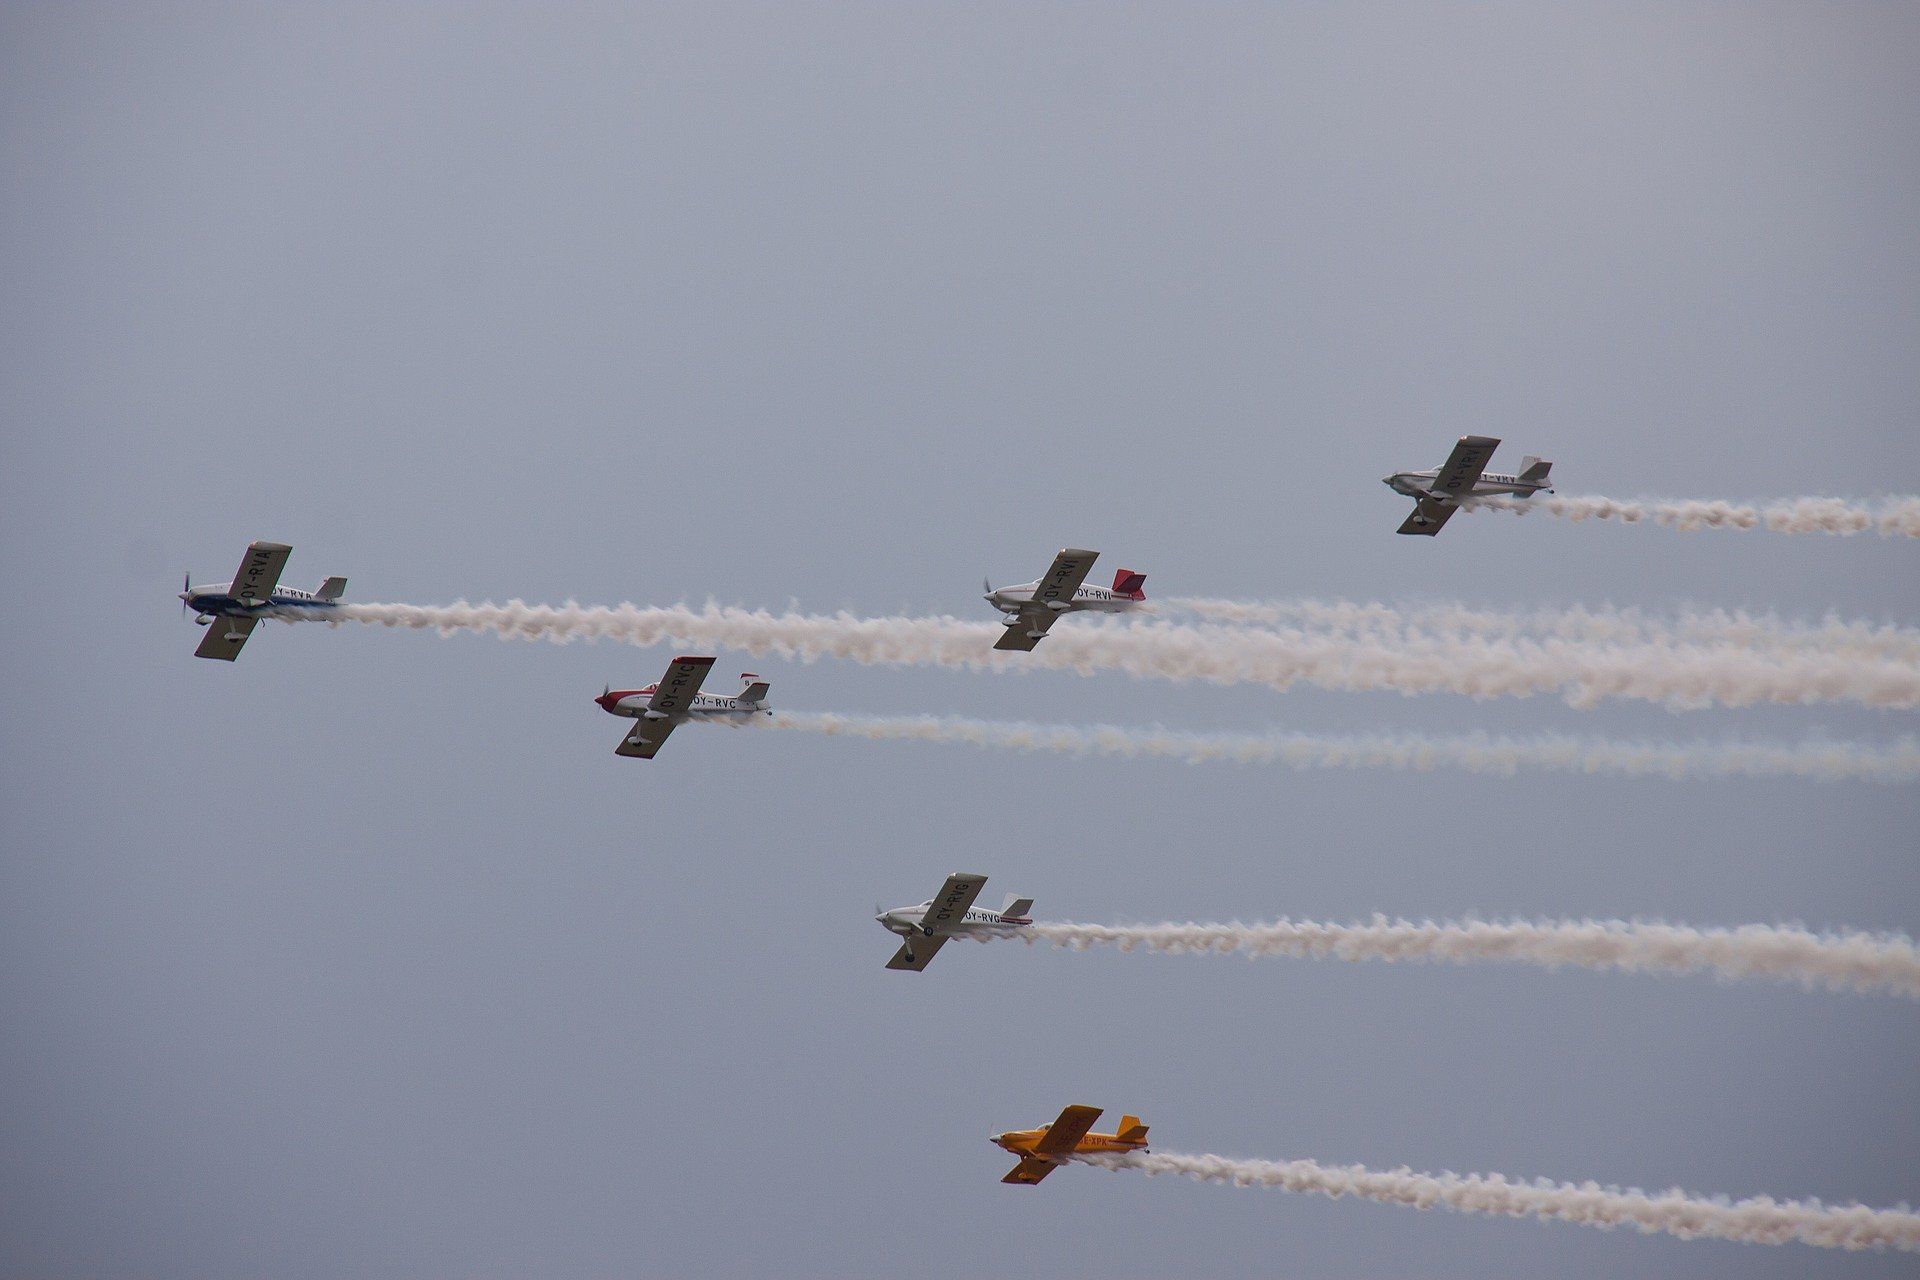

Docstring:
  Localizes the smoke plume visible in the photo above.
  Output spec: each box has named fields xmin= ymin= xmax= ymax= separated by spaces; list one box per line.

xmin=748 ymin=711 xmax=1920 ymax=784
xmin=291 ymin=601 xmax=1920 ymax=711
xmin=1074 ymin=1151 xmax=1920 ymax=1251
xmin=1004 ymin=915 xmax=1920 ymax=999
xmin=1462 ymin=493 xmax=1920 ymax=538
xmin=1162 ymin=598 xmax=1920 ymax=664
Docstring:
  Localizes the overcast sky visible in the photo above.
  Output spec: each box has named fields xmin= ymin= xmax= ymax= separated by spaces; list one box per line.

xmin=3 ymin=3 xmax=1916 ymax=1277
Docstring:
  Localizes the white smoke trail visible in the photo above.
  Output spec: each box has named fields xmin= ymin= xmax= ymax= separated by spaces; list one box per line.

xmin=1072 ymin=1150 xmax=1920 ymax=1251
xmin=1463 ymin=493 xmax=1920 ymax=538
xmin=292 ymin=601 xmax=1920 ymax=711
xmin=1163 ymin=598 xmax=1920 ymax=664
xmin=1003 ymin=916 xmax=1920 ymax=999
xmin=747 ymin=711 xmax=1920 ymax=784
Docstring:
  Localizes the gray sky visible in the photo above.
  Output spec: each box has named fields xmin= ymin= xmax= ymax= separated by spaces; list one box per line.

xmin=3 ymin=3 xmax=1916 ymax=1276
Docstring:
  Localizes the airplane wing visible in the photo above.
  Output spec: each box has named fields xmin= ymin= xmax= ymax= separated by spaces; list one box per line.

xmin=645 ymin=656 xmax=716 ymax=714
xmin=992 ymin=614 xmax=1055 ymax=652
xmin=615 ymin=717 xmax=676 ymax=759
xmin=884 ymin=935 xmax=948 ymax=971
xmin=921 ymin=873 xmax=989 ymax=934
xmin=229 ymin=541 xmax=292 ymax=604
xmin=1030 ymin=548 xmax=1099 ymax=608
xmin=193 ymin=615 xmax=258 ymax=661
xmin=1002 ymin=1157 xmax=1059 ymax=1185
xmin=992 ymin=549 xmax=1099 ymax=651
xmin=1428 ymin=436 xmax=1499 ymax=499
xmin=1033 ymin=1105 xmax=1104 ymax=1155
xmin=1396 ymin=498 xmax=1457 ymax=537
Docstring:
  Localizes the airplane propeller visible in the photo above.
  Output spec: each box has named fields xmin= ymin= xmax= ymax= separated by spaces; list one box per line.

xmin=181 ymin=571 xmax=191 ymax=618
xmin=982 ymin=575 xmax=994 ymax=600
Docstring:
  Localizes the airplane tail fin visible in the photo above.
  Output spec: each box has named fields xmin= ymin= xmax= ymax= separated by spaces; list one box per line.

xmin=738 ymin=674 xmax=770 ymax=704
xmin=1111 ymin=569 xmax=1146 ymax=600
xmin=1517 ymin=456 xmax=1552 ymax=485
xmin=315 ymin=576 xmax=348 ymax=601
xmin=1000 ymin=895 xmax=1034 ymax=920
xmin=1116 ymin=1116 xmax=1149 ymax=1144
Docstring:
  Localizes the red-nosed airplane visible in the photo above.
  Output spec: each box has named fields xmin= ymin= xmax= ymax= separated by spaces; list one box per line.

xmin=593 ymin=656 xmax=771 ymax=759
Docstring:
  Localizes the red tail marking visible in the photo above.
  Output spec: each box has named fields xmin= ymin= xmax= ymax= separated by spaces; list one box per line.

xmin=1111 ymin=570 xmax=1146 ymax=600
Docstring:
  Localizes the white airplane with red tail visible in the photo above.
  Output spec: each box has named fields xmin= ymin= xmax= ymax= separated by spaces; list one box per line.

xmin=593 ymin=656 xmax=771 ymax=759
xmin=984 ymin=548 xmax=1146 ymax=651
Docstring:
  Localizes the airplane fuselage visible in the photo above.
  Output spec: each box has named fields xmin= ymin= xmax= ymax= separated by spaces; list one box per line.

xmin=991 ymin=1129 xmax=1147 ymax=1158
xmin=1383 ymin=470 xmax=1552 ymax=505
xmin=987 ymin=582 xmax=1141 ymax=616
xmin=877 ymin=902 xmax=1031 ymax=940
xmin=182 ymin=583 xmax=339 ymax=624
xmin=596 ymin=689 xmax=771 ymax=720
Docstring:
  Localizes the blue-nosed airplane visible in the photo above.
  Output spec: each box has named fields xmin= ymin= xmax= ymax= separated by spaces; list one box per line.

xmin=180 ymin=541 xmax=346 ymax=660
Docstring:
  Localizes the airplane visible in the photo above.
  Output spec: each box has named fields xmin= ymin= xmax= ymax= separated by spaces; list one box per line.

xmin=180 ymin=540 xmax=347 ymax=660
xmin=593 ymin=656 xmax=772 ymax=759
xmin=984 ymin=548 xmax=1146 ymax=651
xmin=875 ymin=872 xmax=1033 ymax=971
xmin=993 ymin=1105 xmax=1150 ymax=1185
xmin=1384 ymin=436 xmax=1553 ymax=536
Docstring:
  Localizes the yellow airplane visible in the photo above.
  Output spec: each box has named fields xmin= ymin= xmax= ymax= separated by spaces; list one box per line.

xmin=993 ymin=1105 xmax=1149 ymax=1185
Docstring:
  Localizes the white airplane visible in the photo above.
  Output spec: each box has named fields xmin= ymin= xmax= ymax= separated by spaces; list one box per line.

xmin=984 ymin=548 xmax=1146 ymax=651
xmin=876 ymin=872 xmax=1033 ymax=971
xmin=180 ymin=540 xmax=347 ymax=660
xmin=593 ymin=656 xmax=772 ymax=759
xmin=1384 ymin=435 xmax=1553 ymax=536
